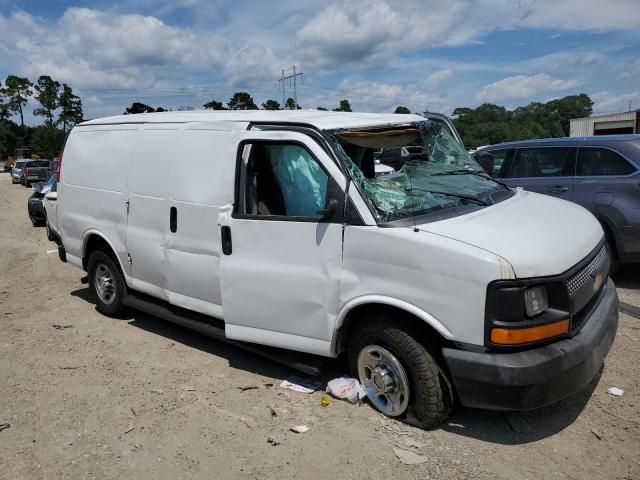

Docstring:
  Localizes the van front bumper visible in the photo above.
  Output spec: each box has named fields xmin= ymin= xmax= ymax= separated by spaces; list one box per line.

xmin=442 ymin=278 xmax=619 ymax=411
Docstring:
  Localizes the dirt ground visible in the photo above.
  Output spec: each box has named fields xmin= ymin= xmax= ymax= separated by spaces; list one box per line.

xmin=1 ymin=172 xmax=639 ymax=480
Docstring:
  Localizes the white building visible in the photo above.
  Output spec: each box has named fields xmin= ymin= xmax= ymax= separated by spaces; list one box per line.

xmin=570 ymin=110 xmax=639 ymax=137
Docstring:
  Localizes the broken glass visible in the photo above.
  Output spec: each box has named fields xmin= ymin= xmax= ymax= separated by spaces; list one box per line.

xmin=329 ymin=121 xmax=505 ymax=222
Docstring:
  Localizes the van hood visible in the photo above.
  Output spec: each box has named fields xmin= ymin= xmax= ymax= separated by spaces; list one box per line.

xmin=417 ymin=189 xmax=603 ymax=278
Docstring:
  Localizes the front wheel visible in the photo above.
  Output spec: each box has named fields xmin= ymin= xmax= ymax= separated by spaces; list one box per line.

xmin=87 ymin=250 xmax=127 ymax=317
xmin=348 ymin=316 xmax=453 ymax=429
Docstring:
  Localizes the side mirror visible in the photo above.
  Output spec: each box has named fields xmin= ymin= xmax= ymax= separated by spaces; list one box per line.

xmin=474 ymin=151 xmax=495 ymax=175
xmin=316 ymin=198 xmax=338 ymax=220
xmin=45 ymin=191 xmax=58 ymax=201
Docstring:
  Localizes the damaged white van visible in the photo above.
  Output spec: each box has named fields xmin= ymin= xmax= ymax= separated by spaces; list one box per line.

xmin=54 ymin=111 xmax=618 ymax=428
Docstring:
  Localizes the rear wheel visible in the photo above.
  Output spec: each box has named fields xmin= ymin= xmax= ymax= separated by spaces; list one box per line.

xmin=87 ymin=249 xmax=127 ymax=317
xmin=348 ymin=314 xmax=453 ymax=429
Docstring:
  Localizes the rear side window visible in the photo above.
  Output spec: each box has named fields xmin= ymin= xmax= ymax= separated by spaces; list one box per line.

xmin=577 ymin=147 xmax=636 ymax=176
xmin=486 ymin=149 xmax=510 ymax=177
xmin=506 ymin=147 xmax=573 ymax=179
xmin=30 ymin=160 xmax=50 ymax=168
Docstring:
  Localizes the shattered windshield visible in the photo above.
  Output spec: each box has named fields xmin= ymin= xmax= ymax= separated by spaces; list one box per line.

xmin=329 ymin=120 xmax=508 ymax=223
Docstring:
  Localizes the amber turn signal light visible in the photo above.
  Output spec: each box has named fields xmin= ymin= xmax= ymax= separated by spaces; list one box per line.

xmin=490 ymin=319 xmax=570 ymax=345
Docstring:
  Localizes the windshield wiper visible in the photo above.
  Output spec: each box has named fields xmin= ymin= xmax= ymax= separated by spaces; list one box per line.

xmin=405 ymin=187 xmax=488 ymax=206
xmin=431 ymin=169 xmax=511 ymax=189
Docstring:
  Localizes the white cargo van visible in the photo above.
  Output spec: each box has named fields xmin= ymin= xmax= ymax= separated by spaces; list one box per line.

xmin=54 ymin=111 xmax=618 ymax=428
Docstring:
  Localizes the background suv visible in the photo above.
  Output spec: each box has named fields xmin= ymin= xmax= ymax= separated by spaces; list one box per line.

xmin=476 ymin=135 xmax=640 ymax=270
xmin=11 ymin=160 xmax=26 ymax=184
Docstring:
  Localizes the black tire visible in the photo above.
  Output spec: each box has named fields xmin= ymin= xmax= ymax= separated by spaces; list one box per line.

xmin=46 ymin=220 xmax=55 ymax=241
xmin=602 ymin=228 xmax=620 ymax=276
xmin=348 ymin=314 xmax=453 ymax=429
xmin=87 ymin=249 xmax=127 ymax=317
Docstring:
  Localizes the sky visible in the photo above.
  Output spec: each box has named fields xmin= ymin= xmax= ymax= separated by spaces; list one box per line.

xmin=0 ymin=0 xmax=639 ymax=124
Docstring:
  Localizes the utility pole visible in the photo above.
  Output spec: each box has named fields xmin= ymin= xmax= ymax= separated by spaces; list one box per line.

xmin=278 ymin=66 xmax=304 ymax=109
xmin=281 ymin=69 xmax=285 ymax=107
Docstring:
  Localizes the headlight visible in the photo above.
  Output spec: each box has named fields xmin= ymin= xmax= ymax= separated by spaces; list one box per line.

xmin=524 ymin=286 xmax=548 ymax=317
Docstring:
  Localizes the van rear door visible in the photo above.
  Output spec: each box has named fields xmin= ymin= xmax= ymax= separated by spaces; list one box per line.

xmin=219 ymin=131 xmax=346 ymax=356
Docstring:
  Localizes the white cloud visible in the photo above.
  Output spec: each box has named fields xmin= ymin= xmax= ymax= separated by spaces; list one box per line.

xmin=423 ymin=69 xmax=453 ymax=88
xmin=296 ymin=0 xmax=640 ymax=68
xmin=476 ymin=74 xmax=579 ymax=103
xmin=0 ymin=8 xmax=280 ymax=89
xmin=304 ymin=79 xmax=448 ymax=113
xmin=591 ymin=91 xmax=640 ymax=114
xmin=618 ymin=59 xmax=640 ymax=81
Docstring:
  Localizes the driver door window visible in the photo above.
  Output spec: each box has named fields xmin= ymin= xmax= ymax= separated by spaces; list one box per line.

xmin=238 ymin=142 xmax=332 ymax=220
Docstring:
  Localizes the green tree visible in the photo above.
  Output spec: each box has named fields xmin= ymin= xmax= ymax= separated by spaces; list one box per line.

xmin=546 ymin=94 xmax=593 ymax=136
xmin=394 ymin=106 xmax=411 ymax=114
xmin=333 ymin=99 xmax=352 ymax=112
xmin=58 ymin=84 xmax=83 ymax=134
xmin=284 ymin=97 xmax=296 ymax=110
xmin=0 ymin=81 xmax=10 ymax=121
xmin=31 ymin=125 xmax=65 ymax=158
xmin=227 ymin=92 xmax=257 ymax=110
xmin=33 ymin=75 xmax=61 ymax=126
xmin=203 ymin=99 xmax=226 ymax=110
xmin=262 ymin=99 xmax=281 ymax=110
xmin=317 ymin=106 xmax=328 ymax=111
xmin=451 ymin=94 xmax=594 ymax=148
xmin=33 ymin=75 xmax=61 ymax=156
xmin=124 ymin=102 xmax=157 ymax=114
xmin=1 ymin=75 xmax=33 ymax=130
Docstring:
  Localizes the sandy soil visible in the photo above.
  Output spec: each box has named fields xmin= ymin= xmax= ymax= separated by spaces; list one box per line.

xmin=1 ymin=172 xmax=639 ymax=480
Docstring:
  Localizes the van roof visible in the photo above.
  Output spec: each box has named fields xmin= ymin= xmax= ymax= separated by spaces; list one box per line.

xmin=79 ymin=110 xmax=426 ymax=131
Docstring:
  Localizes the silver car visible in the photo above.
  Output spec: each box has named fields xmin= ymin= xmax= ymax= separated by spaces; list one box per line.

xmin=11 ymin=160 xmax=26 ymax=184
xmin=476 ymin=135 xmax=640 ymax=270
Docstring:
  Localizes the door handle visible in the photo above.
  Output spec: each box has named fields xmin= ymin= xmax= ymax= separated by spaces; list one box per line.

xmin=170 ymin=207 xmax=177 ymax=233
xmin=221 ymin=226 xmax=232 ymax=255
xmin=548 ymin=185 xmax=568 ymax=193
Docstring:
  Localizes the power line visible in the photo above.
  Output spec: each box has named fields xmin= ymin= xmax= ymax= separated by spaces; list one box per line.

xmin=278 ymin=66 xmax=304 ymax=108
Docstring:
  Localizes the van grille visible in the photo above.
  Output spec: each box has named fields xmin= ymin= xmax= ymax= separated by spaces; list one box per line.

xmin=566 ymin=246 xmax=608 ymax=297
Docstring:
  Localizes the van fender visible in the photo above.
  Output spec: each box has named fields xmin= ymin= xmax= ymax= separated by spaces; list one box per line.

xmin=331 ymin=295 xmax=453 ymax=355
xmin=81 ymin=229 xmax=130 ymax=281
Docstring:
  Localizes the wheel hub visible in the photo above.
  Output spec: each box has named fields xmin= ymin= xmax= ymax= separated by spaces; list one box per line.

xmin=357 ymin=345 xmax=410 ymax=417
xmin=372 ymin=366 xmax=395 ymax=393
xmin=95 ymin=263 xmax=116 ymax=305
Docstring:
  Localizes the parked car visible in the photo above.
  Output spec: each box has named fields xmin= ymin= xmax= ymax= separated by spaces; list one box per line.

xmin=11 ymin=160 xmax=26 ymax=184
xmin=55 ymin=111 xmax=618 ymax=428
xmin=475 ymin=135 xmax=640 ymax=270
xmin=27 ymin=176 xmax=56 ymax=226
xmin=21 ymin=159 xmax=51 ymax=186
xmin=43 ymin=177 xmax=59 ymax=241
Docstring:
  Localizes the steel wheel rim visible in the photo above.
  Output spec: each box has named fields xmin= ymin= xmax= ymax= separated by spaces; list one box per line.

xmin=94 ymin=263 xmax=116 ymax=305
xmin=357 ymin=345 xmax=410 ymax=417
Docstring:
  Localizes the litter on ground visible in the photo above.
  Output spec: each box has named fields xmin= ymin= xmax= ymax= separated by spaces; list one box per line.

xmin=279 ymin=376 xmax=321 ymax=394
xmin=326 ymin=377 xmax=367 ymax=404
xmin=607 ymin=387 xmax=624 ymax=397
xmin=393 ymin=447 xmax=428 ymax=465
xmin=290 ymin=425 xmax=310 ymax=433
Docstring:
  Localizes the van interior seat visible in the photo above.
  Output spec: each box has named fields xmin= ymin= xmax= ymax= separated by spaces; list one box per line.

xmin=251 ymin=145 xmax=286 ymax=216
